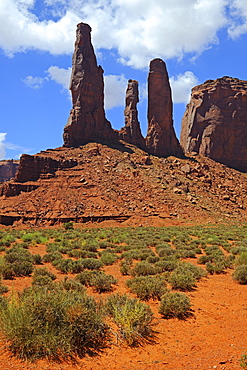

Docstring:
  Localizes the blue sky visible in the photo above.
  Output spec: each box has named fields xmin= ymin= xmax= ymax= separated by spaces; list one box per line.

xmin=1 ymin=0 xmax=247 ymax=159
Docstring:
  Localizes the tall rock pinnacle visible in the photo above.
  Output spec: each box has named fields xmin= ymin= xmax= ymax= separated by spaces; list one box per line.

xmin=63 ymin=23 xmax=116 ymax=147
xmin=146 ymin=59 xmax=182 ymax=157
xmin=119 ymin=79 xmax=145 ymax=148
xmin=180 ymin=76 xmax=247 ymax=172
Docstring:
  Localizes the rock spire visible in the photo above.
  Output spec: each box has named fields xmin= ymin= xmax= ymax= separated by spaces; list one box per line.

xmin=146 ymin=59 xmax=183 ymax=157
xmin=119 ymin=79 xmax=145 ymax=148
xmin=63 ymin=23 xmax=116 ymax=147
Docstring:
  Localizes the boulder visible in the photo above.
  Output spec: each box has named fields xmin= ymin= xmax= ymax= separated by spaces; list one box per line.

xmin=180 ymin=76 xmax=247 ymax=172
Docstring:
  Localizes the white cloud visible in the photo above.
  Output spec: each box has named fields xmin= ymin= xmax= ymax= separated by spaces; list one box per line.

xmin=44 ymin=65 xmax=128 ymax=110
xmin=228 ymin=0 xmax=247 ymax=38
xmin=104 ymin=75 xmax=128 ymax=110
xmin=46 ymin=66 xmax=71 ymax=89
xmin=0 ymin=133 xmax=7 ymax=160
xmin=23 ymin=75 xmax=48 ymax=89
xmin=0 ymin=0 xmax=232 ymax=68
xmin=170 ymin=71 xmax=199 ymax=104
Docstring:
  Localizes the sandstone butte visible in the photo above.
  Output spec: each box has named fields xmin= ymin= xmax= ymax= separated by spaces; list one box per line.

xmin=2 ymin=24 xmax=247 ymax=226
xmin=180 ymin=76 xmax=247 ymax=172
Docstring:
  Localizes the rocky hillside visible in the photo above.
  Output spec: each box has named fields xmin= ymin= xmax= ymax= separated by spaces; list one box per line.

xmin=0 ymin=141 xmax=247 ymax=226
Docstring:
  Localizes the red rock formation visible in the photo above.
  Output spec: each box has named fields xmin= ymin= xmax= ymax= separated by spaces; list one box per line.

xmin=63 ymin=23 xmax=117 ymax=147
xmin=180 ymin=76 xmax=247 ymax=172
xmin=0 ymin=160 xmax=19 ymax=183
xmin=146 ymin=59 xmax=183 ymax=158
xmin=119 ymin=79 xmax=145 ymax=148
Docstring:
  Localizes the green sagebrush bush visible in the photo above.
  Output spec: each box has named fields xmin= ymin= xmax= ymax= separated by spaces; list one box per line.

xmin=159 ymin=292 xmax=191 ymax=319
xmin=105 ymin=293 xmax=154 ymax=346
xmin=232 ymin=265 xmax=247 ymax=284
xmin=0 ymin=287 xmax=108 ymax=360
xmin=76 ymin=270 xmax=117 ymax=293
xmin=126 ymin=275 xmax=167 ymax=301
xmin=130 ymin=261 xmax=161 ymax=277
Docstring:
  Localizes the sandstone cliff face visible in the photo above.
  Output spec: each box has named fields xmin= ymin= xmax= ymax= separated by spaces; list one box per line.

xmin=146 ymin=59 xmax=183 ymax=158
xmin=63 ymin=23 xmax=117 ymax=147
xmin=119 ymin=79 xmax=145 ymax=148
xmin=180 ymin=76 xmax=247 ymax=172
xmin=0 ymin=160 xmax=19 ymax=183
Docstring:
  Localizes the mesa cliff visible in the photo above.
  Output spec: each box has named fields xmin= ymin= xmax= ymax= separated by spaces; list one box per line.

xmin=180 ymin=76 xmax=247 ymax=172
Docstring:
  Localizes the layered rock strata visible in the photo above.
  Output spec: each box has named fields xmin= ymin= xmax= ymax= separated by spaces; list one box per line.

xmin=119 ymin=79 xmax=145 ymax=148
xmin=180 ymin=76 xmax=247 ymax=172
xmin=0 ymin=160 xmax=19 ymax=183
xmin=146 ymin=59 xmax=183 ymax=157
xmin=63 ymin=23 xmax=117 ymax=147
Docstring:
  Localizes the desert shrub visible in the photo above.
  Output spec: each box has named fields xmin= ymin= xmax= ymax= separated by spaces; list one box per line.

xmin=0 ymin=288 xmax=108 ymax=360
xmin=130 ymin=261 xmax=161 ymax=277
xmin=80 ymin=258 xmax=103 ymax=270
xmin=59 ymin=278 xmax=86 ymax=293
xmin=198 ymin=255 xmax=212 ymax=264
xmin=126 ymin=275 xmax=167 ymax=301
xmin=235 ymin=252 xmax=247 ymax=266
xmin=146 ymin=256 xmax=160 ymax=264
xmin=105 ymin=294 xmax=154 ymax=346
xmin=11 ymin=261 xmax=34 ymax=277
xmin=89 ymin=271 xmax=117 ymax=293
xmin=159 ymin=292 xmax=191 ymax=319
xmin=156 ymin=246 xmax=176 ymax=257
xmin=33 ymin=267 xmax=56 ymax=281
xmin=32 ymin=275 xmax=55 ymax=288
xmin=155 ymin=258 xmax=179 ymax=272
xmin=0 ymin=263 xmax=15 ymax=280
xmin=174 ymin=262 xmax=206 ymax=280
xmin=32 ymin=254 xmax=42 ymax=265
xmin=63 ymin=222 xmax=74 ymax=230
xmin=67 ymin=249 xmax=97 ymax=259
xmin=100 ymin=252 xmax=118 ymax=266
xmin=169 ymin=271 xmax=196 ymax=291
xmin=4 ymin=246 xmax=33 ymax=264
xmin=240 ymin=354 xmax=247 ymax=368
xmin=0 ymin=279 xmax=8 ymax=294
xmin=42 ymin=251 xmax=62 ymax=263
xmin=232 ymin=265 xmax=247 ymax=284
xmin=0 ymin=234 xmax=16 ymax=247
xmin=76 ymin=271 xmax=117 ymax=293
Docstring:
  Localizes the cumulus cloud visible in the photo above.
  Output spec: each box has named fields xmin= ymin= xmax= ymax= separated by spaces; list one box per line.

xmin=0 ymin=133 xmax=7 ymax=160
xmin=0 ymin=0 xmax=233 ymax=68
xmin=228 ymin=0 xmax=247 ymax=38
xmin=37 ymin=64 xmax=128 ymax=110
xmin=46 ymin=66 xmax=71 ymax=89
xmin=104 ymin=75 xmax=128 ymax=110
xmin=170 ymin=71 xmax=199 ymax=104
xmin=23 ymin=76 xmax=48 ymax=89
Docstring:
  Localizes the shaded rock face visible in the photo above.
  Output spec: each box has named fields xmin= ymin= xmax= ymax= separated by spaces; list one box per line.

xmin=0 ymin=160 xmax=19 ymax=183
xmin=180 ymin=76 xmax=247 ymax=172
xmin=119 ymin=79 xmax=145 ymax=148
xmin=146 ymin=59 xmax=183 ymax=158
xmin=63 ymin=23 xmax=117 ymax=147
xmin=63 ymin=24 xmax=181 ymax=159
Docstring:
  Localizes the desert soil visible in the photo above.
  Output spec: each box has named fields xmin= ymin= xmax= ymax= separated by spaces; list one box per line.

xmin=0 ymin=236 xmax=247 ymax=370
